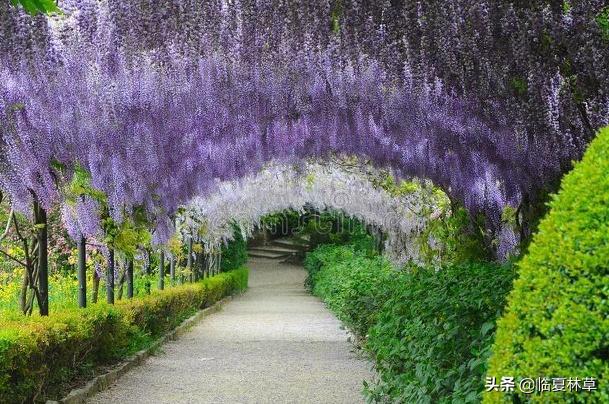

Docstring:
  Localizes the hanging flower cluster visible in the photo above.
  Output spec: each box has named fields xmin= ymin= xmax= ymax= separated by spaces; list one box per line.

xmin=0 ymin=0 xmax=606 ymax=256
xmin=178 ymin=160 xmax=448 ymax=264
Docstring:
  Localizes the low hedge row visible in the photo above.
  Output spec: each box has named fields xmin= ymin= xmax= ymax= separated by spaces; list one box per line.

xmin=305 ymin=245 xmax=514 ymax=403
xmin=0 ymin=268 xmax=248 ymax=403
xmin=485 ymin=126 xmax=609 ymax=403
xmin=305 ymin=244 xmax=393 ymax=337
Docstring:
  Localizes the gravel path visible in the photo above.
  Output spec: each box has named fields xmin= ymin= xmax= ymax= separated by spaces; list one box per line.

xmin=87 ymin=258 xmax=374 ymax=404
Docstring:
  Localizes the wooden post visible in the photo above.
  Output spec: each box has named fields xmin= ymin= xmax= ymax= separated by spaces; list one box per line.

xmin=192 ymin=251 xmax=197 ymax=282
xmin=194 ymin=251 xmax=199 ymax=282
xmin=198 ymin=251 xmax=204 ymax=281
xmin=210 ymin=251 xmax=215 ymax=277
xmin=78 ymin=236 xmax=87 ymax=308
xmin=145 ymin=250 xmax=152 ymax=294
xmin=127 ymin=259 xmax=134 ymax=298
xmin=202 ymin=252 xmax=207 ymax=278
xmin=35 ymin=201 xmax=49 ymax=316
xmin=205 ymin=253 xmax=209 ymax=278
xmin=170 ymin=255 xmax=175 ymax=284
xmin=187 ymin=237 xmax=193 ymax=283
xmin=158 ymin=251 xmax=165 ymax=290
xmin=217 ymin=251 xmax=221 ymax=275
xmin=106 ymin=249 xmax=115 ymax=304
xmin=179 ymin=256 xmax=185 ymax=284
xmin=206 ymin=254 xmax=210 ymax=278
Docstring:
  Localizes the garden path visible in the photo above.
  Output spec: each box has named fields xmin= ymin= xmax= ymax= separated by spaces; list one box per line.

xmin=87 ymin=257 xmax=373 ymax=403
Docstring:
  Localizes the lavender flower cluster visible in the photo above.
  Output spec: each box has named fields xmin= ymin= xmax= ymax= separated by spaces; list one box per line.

xmin=0 ymin=0 xmax=607 ymax=254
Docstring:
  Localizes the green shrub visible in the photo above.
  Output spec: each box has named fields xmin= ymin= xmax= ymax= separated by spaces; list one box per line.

xmin=305 ymin=244 xmax=514 ymax=403
xmin=305 ymin=245 xmax=393 ymax=336
xmin=299 ymin=210 xmax=377 ymax=254
xmin=0 ymin=268 xmax=248 ymax=403
xmin=220 ymin=225 xmax=248 ymax=272
xmin=421 ymin=205 xmax=493 ymax=264
xmin=367 ymin=262 xmax=514 ymax=403
xmin=304 ymin=243 xmax=352 ymax=288
xmin=485 ymin=126 xmax=609 ymax=403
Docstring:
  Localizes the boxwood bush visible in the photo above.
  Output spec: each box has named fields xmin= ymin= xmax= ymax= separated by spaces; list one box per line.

xmin=305 ymin=245 xmax=514 ymax=403
xmin=0 ymin=268 xmax=248 ymax=403
xmin=485 ymin=126 xmax=609 ymax=403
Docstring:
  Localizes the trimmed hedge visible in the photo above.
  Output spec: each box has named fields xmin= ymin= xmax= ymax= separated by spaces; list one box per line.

xmin=305 ymin=245 xmax=514 ymax=402
xmin=0 ymin=268 xmax=248 ymax=403
xmin=367 ymin=261 xmax=514 ymax=403
xmin=485 ymin=127 xmax=609 ymax=403
xmin=305 ymin=244 xmax=393 ymax=337
xmin=221 ymin=226 xmax=248 ymax=272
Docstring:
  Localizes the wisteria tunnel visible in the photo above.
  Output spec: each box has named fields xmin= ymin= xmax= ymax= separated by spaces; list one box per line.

xmin=0 ymin=1 xmax=608 ymax=403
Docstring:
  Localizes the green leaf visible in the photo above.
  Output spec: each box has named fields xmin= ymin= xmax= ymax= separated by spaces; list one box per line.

xmin=11 ymin=0 xmax=60 ymax=15
xmin=480 ymin=321 xmax=494 ymax=336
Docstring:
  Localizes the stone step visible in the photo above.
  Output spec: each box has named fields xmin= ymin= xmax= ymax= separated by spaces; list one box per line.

xmin=249 ymin=246 xmax=302 ymax=254
xmin=270 ymin=238 xmax=309 ymax=251
xmin=247 ymin=251 xmax=291 ymax=259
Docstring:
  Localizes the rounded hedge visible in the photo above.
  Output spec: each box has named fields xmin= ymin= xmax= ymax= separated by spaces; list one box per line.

xmin=485 ymin=127 xmax=609 ymax=403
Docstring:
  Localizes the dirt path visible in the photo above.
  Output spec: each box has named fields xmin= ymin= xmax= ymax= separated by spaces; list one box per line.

xmin=87 ymin=258 xmax=373 ymax=404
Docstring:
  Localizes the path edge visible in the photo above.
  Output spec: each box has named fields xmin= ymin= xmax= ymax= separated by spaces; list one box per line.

xmin=46 ymin=294 xmax=239 ymax=404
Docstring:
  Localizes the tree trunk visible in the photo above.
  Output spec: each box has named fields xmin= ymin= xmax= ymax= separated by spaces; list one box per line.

xmin=106 ymin=249 xmax=114 ymax=304
xmin=34 ymin=201 xmax=48 ymax=316
xmin=92 ymin=269 xmax=100 ymax=303
xmin=217 ymin=251 xmax=222 ymax=275
xmin=187 ymin=237 xmax=193 ymax=283
xmin=203 ymin=253 xmax=208 ymax=278
xmin=180 ymin=256 xmax=186 ymax=284
xmin=145 ymin=250 xmax=151 ymax=294
xmin=127 ymin=259 xmax=134 ymax=298
xmin=158 ymin=251 xmax=165 ymax=290
xmin=169 ymin=255 xmax=175 ymax=284
xmin=77 ymin=236 xmax=87 ymax=308
xmin=116 ymin=264 xmax=126 ymax=300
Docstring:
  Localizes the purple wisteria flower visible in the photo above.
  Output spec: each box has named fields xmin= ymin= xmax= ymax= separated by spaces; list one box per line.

xmin=0 ymin=0 xmax=606 ymax=257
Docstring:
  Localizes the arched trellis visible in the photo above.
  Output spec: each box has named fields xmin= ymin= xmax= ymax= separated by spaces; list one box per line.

xmin=0 ymin=1 xmax=607 ymax=314
xmin=2 ymin=0 xmax=606 ymax=243
xmin=177 ymin=160 xmax=449 ymax=266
